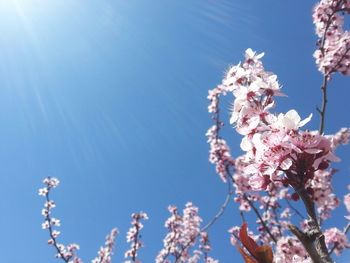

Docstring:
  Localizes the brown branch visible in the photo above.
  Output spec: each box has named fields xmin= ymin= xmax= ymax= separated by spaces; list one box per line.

xmin=294 ymin=187 xmax=318 ymax=226
xmin=292 ymin=186 xmax=333 ymax=263
xmin=289 ymin=224 xmax=322 ymax=263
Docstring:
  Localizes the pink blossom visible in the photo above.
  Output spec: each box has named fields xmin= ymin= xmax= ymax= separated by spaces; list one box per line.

xmin=306 ymin=169 xmax=339 ymax=219
xmin=313 ymin=0 xmax=350 ymax=75
xmin=324 ymin=227 xmax=350 ymax=256
xmin=206 ymin=125 xmax=234 ymax=182
xmin=274 ymin=236 xmax=310 ymax=263
xmin=327 ymin=127 xmax=350 ymax=149
xmin=156 ymin=203 xmax=207 ymax=263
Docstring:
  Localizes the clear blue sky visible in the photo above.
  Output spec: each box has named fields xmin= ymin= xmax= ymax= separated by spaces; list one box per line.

xmin=0 ymin=0 xmax=350 ymax=262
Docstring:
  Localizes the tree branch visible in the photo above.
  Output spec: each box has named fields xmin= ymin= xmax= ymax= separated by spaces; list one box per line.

xmin=292 ymin=186 xmax=333 ymax=263
xmin=289 ymin=224 xmax=323 ymax=263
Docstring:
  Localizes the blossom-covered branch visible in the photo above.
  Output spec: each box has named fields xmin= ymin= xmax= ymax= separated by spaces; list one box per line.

xmin=39 ymin=177 xmax=83 ymax=263
xmin=39 ymin=177 xmax=118 ymax=263
xmin=124 ymin=212 xmax=148 ymax=262
xmin=313 ymin=0 xmax=350 ymax=133
xmin=207 ymin=46 xmax=350 ymax=262
xmin=156 ymin=203 xmax=218 ymax=263
xmin=92 ymin=229 xmax=119 ymax=263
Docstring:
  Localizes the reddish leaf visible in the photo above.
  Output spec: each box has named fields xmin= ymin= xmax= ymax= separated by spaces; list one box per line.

xmin=237 ymin=245 xmax=258 ymax=263
xmin=255 ymin=245 xmax=274 ymax=263
xmin=237 ymin=223 xmax=274 ymax=263
xmin=239 ymin=223 xmax=259 ymax=258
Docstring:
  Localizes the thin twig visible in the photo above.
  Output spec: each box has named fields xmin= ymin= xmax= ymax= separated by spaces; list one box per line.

xmin=317 ymin=6 xmax=337 ymax=134
xmin=172 ymin=171 xmax=234 ymax=261
xmin=242 ymin=193 xmax=277 ymax=243
xmin=319 ymin=75 xmax=329 ymax=134
xmin=202 ymin=93 xmax=235 ymax=233
xmin=316 ymin=4 xmax=350 ymax=134
xmin=201 ymin=174 xmax=234 ymax=231
xmin=286 ymin=198 xmax=306 ymax=220
xmin=171 ymin=94 xmax=237 ymax=263
xmin=173 ymin=171 xmax=234 ymax=263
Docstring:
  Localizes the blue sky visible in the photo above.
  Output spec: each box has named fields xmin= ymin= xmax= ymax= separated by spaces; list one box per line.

xmin=0 ymin=0 xmax=350 ymax=262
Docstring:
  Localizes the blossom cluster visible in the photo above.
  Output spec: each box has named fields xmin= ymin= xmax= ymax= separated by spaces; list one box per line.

xmin=313 ymin=0 xmax=350 ymax=75
xmin=206 ymin=124 xmax=234 ymax=182
xmin=274 ymin=236 xmax=310 ymax=263
xmin=205 ymin=15 xmax=350 ymax=260
xmin=307 ymin=169 xmax=339 ymax=220
xmin=221 ymin=49 xmax=340 ymax=193
xmin=207 ymin=86 xmax=235 ymax=182
xmin=156 ymin=203 xmax=217 ymax=263
xmin=324 ymin=227 xmax=350 ymax=255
